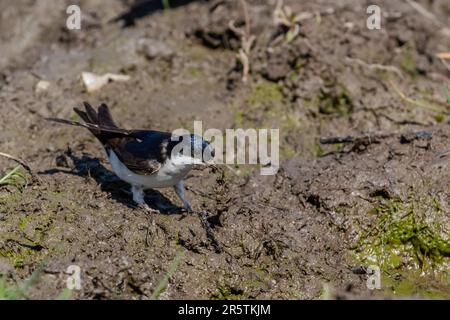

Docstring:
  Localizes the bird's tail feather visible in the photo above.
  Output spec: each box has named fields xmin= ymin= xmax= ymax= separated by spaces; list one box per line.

xmin=45 ymin=102 xmax=133 ymax=142
xmin=45 ymin=117 xmax=129 ymax=135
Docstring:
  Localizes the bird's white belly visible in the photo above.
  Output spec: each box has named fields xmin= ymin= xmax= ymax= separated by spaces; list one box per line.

xmin=108 ymin=150 xmax=192 ymax=189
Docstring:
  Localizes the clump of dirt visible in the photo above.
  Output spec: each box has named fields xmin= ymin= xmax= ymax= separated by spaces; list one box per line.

xmin=0 ymin=0 xmax=449 ymax=299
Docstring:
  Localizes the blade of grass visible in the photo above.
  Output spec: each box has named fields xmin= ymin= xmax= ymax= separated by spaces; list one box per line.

xmin=15 ymin=264 xmax=45 ymax=298
xmin=150 ymin=251 xmax=184 ymax=300
xmin=0 ymin=278 xmax=18 ymax=300
xmin=443 ymin=85 xmax=450 ymax=105
xmin=56 ymin=288 xmax=72 ymax=300
xmin=389 ymin=80 xmax=446 ymax=113
xmin=0 ymin=166 xmax=28 ymax=191
xmin=162 ymin=0 xmax=170 ymax=10
xmin=0 ymin=265 xmax=43 ymax=300
xmin=0 ymin=152 xmax=32 ymax=173
xmin=0 ymin=166 xmax=21 ymax=184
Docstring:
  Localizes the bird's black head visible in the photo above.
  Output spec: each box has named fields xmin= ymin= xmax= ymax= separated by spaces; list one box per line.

xmin=169 ymin=134 xmax=215 ymax=165
xmin=189 ymin=134 xmax=215 ymax=164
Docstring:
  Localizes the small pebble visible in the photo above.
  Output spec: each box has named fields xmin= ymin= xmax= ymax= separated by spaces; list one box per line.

xmin=35 ymin=80 xmax=50 ymax=93
xmin=136 ymin=38 xmax=174 ymax=60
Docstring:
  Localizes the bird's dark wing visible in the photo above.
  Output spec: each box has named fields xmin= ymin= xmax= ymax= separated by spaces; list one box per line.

xmin=108 ymin=130 xmax=175 ymax=175
xmin=47 ymin=103 xmax=178 ymax=176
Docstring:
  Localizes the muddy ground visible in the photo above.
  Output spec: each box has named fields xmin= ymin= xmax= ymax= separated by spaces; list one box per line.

xmin=0 ymin=0 xmax=449 ymax=299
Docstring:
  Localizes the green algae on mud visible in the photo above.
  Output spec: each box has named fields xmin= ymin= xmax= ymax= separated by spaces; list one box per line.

xmin=210 ymin=283 xmax=245 ymax=300
xmin=350 ymin=195 xmax=450 ymax=298
xmin=234 ymin=80 xmax=286 ymax=130
xmin=233 ymin=80 xmax=306 ymax=159
xmin=317 ymin=88 xmax=354 ymax=116
xmin=0 ymin=188 xmax=66 ymax=270
xmin=246 ymin=81 xmax=284 ymax=108
xmin=400 ymin=43 xmax=418 ymax=77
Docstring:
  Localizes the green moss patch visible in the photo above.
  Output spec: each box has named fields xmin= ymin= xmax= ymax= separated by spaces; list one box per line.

xmin=316 ymin=87 xmax=353 ymax=116
xmin=246 ymin=81 xmax=284 ymax=108
xmin=351 ymin=195 xmax=449 ymax=298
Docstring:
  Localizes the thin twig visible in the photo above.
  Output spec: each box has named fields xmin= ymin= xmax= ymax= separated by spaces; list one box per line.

xmin=320 ymin=130 xmax=432 ymax=146
xmin=320 ymin=132 xmax=395 ymax=145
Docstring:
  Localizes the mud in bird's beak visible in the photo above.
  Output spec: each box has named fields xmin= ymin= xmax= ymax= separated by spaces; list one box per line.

xmin=202 ymin=142 xmax=215 ymax=165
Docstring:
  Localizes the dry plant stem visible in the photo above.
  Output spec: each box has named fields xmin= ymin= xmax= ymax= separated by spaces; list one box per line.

xmin=241 ymin=0 xmax=250 ymax=37
xmin=224 ymin=164 xmax=239 ymax=176
xmin=238 ymin=49 xmax=250 ymax=82
xmin=429 ymin=72 xmax=450 ymax=84
xmin=405 ymin=0 xmax=440 ymax=26
xmin=229 ymin=0 xmax=255 ymax=82
xmin=274 ymin=0 xmax=291 ymax=27
xmin=389 ymin=80 xmax=444 ymax=113
xmin=438 ymin=58 xmax=450 ymax=73
xmin=0 ymin=152 xmax=33 ymax=174
xmin=405 ymin=0 xmax=450 ymax=36
xmin=273 ymin=0 xmax=301 ymax=42
xmin=436 ymin=52 xmax=450 ymax=60
xmin=345 ymin=57 xmax=404 ymax=79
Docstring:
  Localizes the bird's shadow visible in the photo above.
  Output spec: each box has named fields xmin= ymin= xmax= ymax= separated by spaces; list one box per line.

xmin=39 ymin=151 xmax=181 ymax=215
xmin=110 ymin=0 xmax=206 ymax=27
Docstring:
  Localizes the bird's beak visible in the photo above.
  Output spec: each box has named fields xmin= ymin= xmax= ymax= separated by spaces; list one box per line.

xmin=204 ymin=159 xmax=217 ymax=168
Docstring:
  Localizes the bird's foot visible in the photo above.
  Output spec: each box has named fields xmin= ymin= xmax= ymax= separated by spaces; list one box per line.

xmin=152 ymin=200 xmax=174 ymax=212
xmin=145 ymin=214 xmax=157 ymax=247
xmin=197 ymin=210 xmax=223 ymax=253
xmin=174 ymin=201 xmax=194 ymax=220
xmin=135 ymin=203 xmax=158 ymax=247
xmin=130 ymin=185 xmax=159 ymax=246
xmin=137 ymin=203 xmax=154 ymax=213
xmin=174 ymin=180 xmax=194 ymax=216
xmin=184 ymin=203 xmax=193 ymax=213
xmin=119 ymin=188 xmax=132 ymax=196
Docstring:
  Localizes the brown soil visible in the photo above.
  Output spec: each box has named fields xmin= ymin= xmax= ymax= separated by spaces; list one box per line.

xmin=0 ymin=0 xmax=449 ymax=299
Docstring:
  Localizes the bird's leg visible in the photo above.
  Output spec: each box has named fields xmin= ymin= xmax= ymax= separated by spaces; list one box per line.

xmin=132 ymin=185 xmax=152 ymax=211
xmin=174 ymin=180 xmax=193 ymax=212
xmin=132 ymin=185 xmax=158 ymax=246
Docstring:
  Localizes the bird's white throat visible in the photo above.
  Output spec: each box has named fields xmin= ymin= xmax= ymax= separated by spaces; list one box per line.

xmin=107 ymin=150 xmax=193 ymax=189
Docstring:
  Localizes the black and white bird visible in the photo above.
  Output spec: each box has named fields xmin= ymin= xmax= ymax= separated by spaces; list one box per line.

xmin=47 ymin=102 xmax=215 ymax=212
